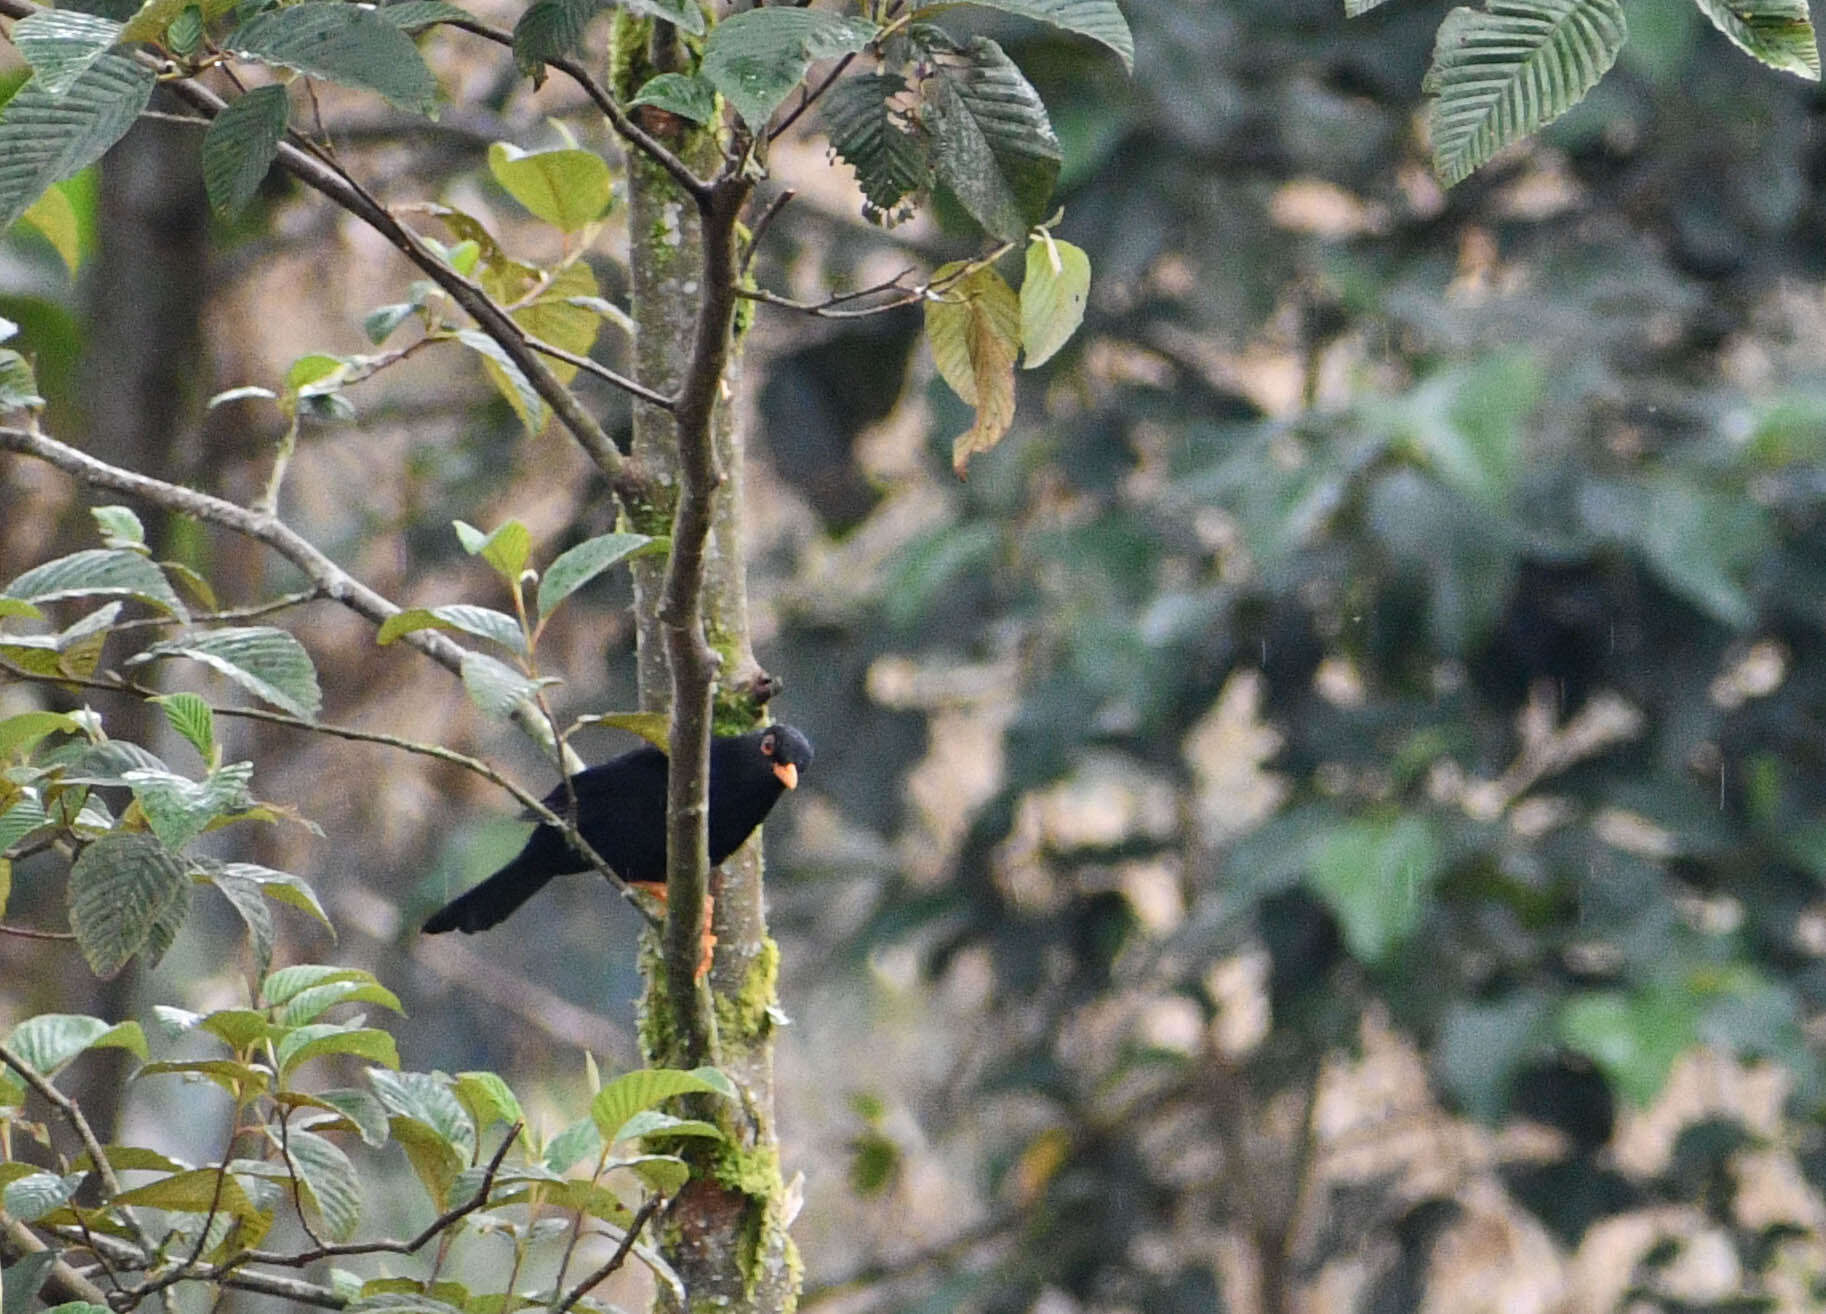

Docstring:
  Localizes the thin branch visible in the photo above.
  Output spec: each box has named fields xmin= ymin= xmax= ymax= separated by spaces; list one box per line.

xmin=0 ymin=423 xmax=576 ymax=768
xmin=740 ymin=189 xmax=795 ymax=277
xmin=767 ymin=50 xmax=860 ymax=142
xmin=0 ymin=923 xmax=77 ymax=941
xmin=441 ymin=16 xmax=711 ymax=202
xmin=524 ymin=333 xmax=669 ymax=410
xmin=107 ymin=589 xmax=325 ymax=633
xmin=1 ymin=1217 xmax=114 ymax=1308
xmin=0 ymin=655 xmax=660 ymax=929
xmin=552 ymin=1195 xmax=664 ymax=1314
xmin=0 ymin=1043 xmax=128 ymax=1202
xmin=736 ymin=245 xmax=1013 ymax=319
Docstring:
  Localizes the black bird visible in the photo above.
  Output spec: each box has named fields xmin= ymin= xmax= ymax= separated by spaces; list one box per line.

xmin=423 ymin=724 xmax=813 ymax=935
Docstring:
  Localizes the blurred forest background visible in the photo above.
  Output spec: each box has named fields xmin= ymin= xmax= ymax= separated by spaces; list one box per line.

xmin=10 ymin=0 xmax=1826 ymax=1310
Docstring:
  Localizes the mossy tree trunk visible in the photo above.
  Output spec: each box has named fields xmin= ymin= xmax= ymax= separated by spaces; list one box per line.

xmin=613 ymin=13 xmax=798 ymax=1314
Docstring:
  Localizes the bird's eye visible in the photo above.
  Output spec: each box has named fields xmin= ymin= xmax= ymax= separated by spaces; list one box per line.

xmin=762 ymin=733 xmax=776 ymax=756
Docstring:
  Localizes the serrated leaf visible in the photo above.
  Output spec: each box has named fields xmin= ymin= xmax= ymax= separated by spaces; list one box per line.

xmin=283 ymin=1128 xmax=362 ymax=1241
xmin=920 ymin=33 xmax=1061 ymax=241
xmin=123 ymin=761 xmax=254 ymax=850
xmin=537 ymin=532 xmax=660 ymax=618
xmin=227 ymin=4 xmax=439 ymax=113
xmin=453 ymin=1071 xmax=522 ymax=1131
xmin=629 ymin=72 xmax=717 ymax=125
xmin=487 ymin=143 xmax=612 ymax=233
xmin=5 ymin=1013 xmax=147 ymax=1074
xmin=512 ymin=0 xmax=602 ymax=75
xmin=455 ymin=328 xmax=547 ymax=433
xmin=1427 ymin=0 xmax=1627 ymax=186
xmin=0 ymin=54 xmax=155 ymax=234
xmin=265 ymin=964 xmax=375 ymax=1005
xmin=10 ymin=11 xmax=124 ymax=98
xmin=951 ymin=0 xmax=1133 ymax=69
xmin=153 ymin=693 xmax=216 ymax=764
xmin=203 ymin=85 xmax=289 ymax=218
xmin=0 ymin=711 xmax=82 ymax=759
xmin=1693 ymin=0 xmax=1820 ymax=78
xmin=277 ymin=980 xmax=404 ymax=1027
xmin=20 ymin=184 xmax=82 ymax=274
xmin=378 ymin=605 xmax=526 ymax=653
xmin=460 ymin=650 xmax=543 ymax=719
xmin=205 ymin=865 xmax=275 ymax=978
xmin=590 ymin=1066 xmax=735 ymax=1144
xmin=208 ymin=860 xmax=332 ymax=928
xmin=167 ymin=5 xmax=204 ymax=55
xmin=278 ymin=1025 xmax=401 ymax=1077
xmin=90 ymin=505 xmax=145 ymax=549
xmin=925 ymin=261 xmax=1020 ymax=476
xmin=67 ymin=832 xmax=189 ymax=978
xmin=126 ymin=626 xmax=321 ymax=719
xmin=5 ymin=548 xmax=186 ymax=619
xmin=4 ymin=1172 xmax=80 ymax=1224
xmin=701 ymin=7 xmax=879 ymax=131
xmin=1019 ymin=235 xmax=1088 ymax=368
xmin=822 ymin=73 xmax=928 ymax=220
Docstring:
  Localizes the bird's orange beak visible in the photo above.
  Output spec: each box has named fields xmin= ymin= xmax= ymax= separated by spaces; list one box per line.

xmin=773 ymin=761 xmax=799 ymax=790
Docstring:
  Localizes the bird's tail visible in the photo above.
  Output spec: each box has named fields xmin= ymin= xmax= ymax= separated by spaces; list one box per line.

xmin=421 ymin=852 xmax=556 ymax=935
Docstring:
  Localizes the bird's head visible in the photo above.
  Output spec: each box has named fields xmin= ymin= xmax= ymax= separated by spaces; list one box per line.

xmin=759 ymin=724 xmax=814 ymax=790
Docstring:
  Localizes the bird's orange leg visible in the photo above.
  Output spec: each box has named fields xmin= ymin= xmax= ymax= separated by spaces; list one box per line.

xmin=634 ymin=881 xmax=718 ymax=980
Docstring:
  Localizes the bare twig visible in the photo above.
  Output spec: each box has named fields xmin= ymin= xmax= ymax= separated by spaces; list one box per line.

xmin=552 ymin=1195 xmax=664 ymax=1314
xmin=0 ymin=923 xmax=77 ymax=941
xmin=767 ymin=50 xmax=860 ymax=142
xmin=0 ymin=1043 xmax=128 ymax=1202
xmin=740 ymin=189 xmax=796 ymax=277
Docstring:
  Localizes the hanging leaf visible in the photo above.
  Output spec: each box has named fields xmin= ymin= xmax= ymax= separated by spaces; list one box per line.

xmin=0 ymin=54 xmax=155 ymax=233
xmin=67 ymin=832 xmax=191 ymax=978
xmin=537 ymin=532 xmax=663 ymax=618
xmin=5 ymin=548 xmax=186 ymax=618
xmin=204 ymin=859 xmax=333 ymax=928
xmin=153 ymin=692 xmax=217 ymax=764
xmin=925 ymin=262 xmax=1021 ymax=477
xmin=918 ymin=33 xmax=1061 ymax=242
xmin=9 ymin=10 xmax=124 ymax=98
xmin=127 ymin=627 xmax=321 ymax=718
xmin=512 ymin=0 xmax=602 ymax=75
xmin=282 ymin=1128 xmax=363 ymax=1241
xmin=950 ymin=0 xmax=1133 ymax=70
xmin=1019 ymin=234 xmax=1089 ymax=368
xmin=630 ymin=72 xmax=717 ymax=124
xmin=203 ymin=85 xmax=290 ymax=218
xmin=1425 ymin=0 xmax=1627 ymax=186
xmin=455 ymin=329 xmax=547 ymax=433
xmin=822 ymin=73 xmax=929 ymax=221
xmin=226 ymin=3 xmax=439 ymax=114
xmin=206 ymin=865 xmax=277 ymax=978
xmin=1692 ymin=0 xmax=1820 ymax=78
xmin=701 ymin=7 xmax=879 ymax=131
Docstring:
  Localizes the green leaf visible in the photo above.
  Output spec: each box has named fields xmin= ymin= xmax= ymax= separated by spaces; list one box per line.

xmin=1559 ymin=988 xmax=1697 ymax=1106
xmin=265 ymin=964 xmax=374 ymax=1005
xmin=1019 ymin=235 xmax=1088 ymax=368
xmin=377 ymin=604 xmax=526 ymax=653
xmin=0 ymin=710 xmax=82 ymax=758
xmin=1436 ymin=992 xmax=1552 ymax=1123
xmin=137 ymin=1057 xmax=271 ymax=1095
xmin=590 ymin=1066 xmax=735 ymax=1144
xmin=5 ymin=548 xmax=187 ymax=619
xmin=67 ymin=832 xmax=189 ymax=978
xmin=200 ymin=1007 xmax=271 ymax=1049
xmin=125 ymin=626 xmax=322 ymax=719
xmin=920 ymin=33 xmax=1060 ymax=242
xmin=211 ymin=859 xmax=332 ymax=927
xmin=701 ymin=7 xmax=879 ymax=131
xmin=363 ymin=302 xmax=418 ymax=345
xmin=203 ymin=85 xmax=289 ymax=218
xmin=629 ymin=72 xmax=717 ymax=125
xmin=3 ymin=792 xmax=54 ymax=855
xmin=4 ymin=1172 xmax=80 ymax=1224
xmin=153 ymin=693 xmax=216 ymax=764
xmin=544 ymin=1117 xmax=602 ymax=1172
xmin=111 ymin=1167 xmax=264 ymax=1229
xmin=1621 ymin=474 xmax=1768 ymax=627
xmin=278 ymin=1025 xmax=402 ymax=1077
xmin=1307 ymin=813 xmax=1441 ymax=964
xmin=0 ymin=54 xmax=154 ymax=234
xmin=9 ymin=10 xmax=124 ymax=98
xmin=205 ymin=865 xmax=276 ymax=978
xmin=90 ymin=505 xmax=145 ymax=549
xmin=945 ymin=0 xmax=1133 ymax=70
xmin=486 ymin=143 xmax=612 ymax=233
xmin=460 ymin=650 xmax=546 ymax=719
xmin=123 ymin=761 xmax=254 ymax=851
xmin=20 ymin=184 xmax=82 ymax=274
xmin=511 ymin=0 xmax=602 ymax=76
xmin=277 ymin=980 xmax=404 ymax=1027
xmin=822 ymin=73 xmax=928 ymax=221
xmin=305 ymin=1088 xmax=392 ymax=1147
xmin=166 ymin=5 xmax=204 ymax=55
xmin=454 ymin=328 xmax=547 ymax=433
xmin=1692 ymin=0 xmax=1819 ymax=78
xmin=453 ymin=1071 xmax=522 ymax=1132
xmin=0 ymin=351 xmax=45 ymax=411
xmin=625 ymin=0 xmax=704 ymax=34
xmin=6 ymin=1013 xmax=147 ymax=1075
xmin=0 ymin=597 xmax=44 ymax=622
xmin=612 ymin=1110 xmax=724 ymax=1142
xmin=574 ymin=710 xmax=671 ymax=749
xmin=227 ymin=3 xmax=439 ymax=114
xmin=620 ymin=1154 xmax=689 ymax=1193
xmin=1426 ymin=0 xmax=1627 ymax=186
xmin=537 ymin=532 xmax=661 ymax=618
xmin=1345 ymin=0 xmax=1396 ymax=12
xmin=282 ymin=1127 xmax=362 ymax=1241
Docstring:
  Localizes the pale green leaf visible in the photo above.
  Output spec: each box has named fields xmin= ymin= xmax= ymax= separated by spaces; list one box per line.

xmin=377 ymin=604 xmax=525 ymax=653
xmin=537 ymin=532 xmax=661 ymax=618
xmin=1307 ymin=813 xmax=1441 ymax=963
xmin=153 ymin=692 xmax=216 ymax=764
xmin=590 ymin=1065 xmax=735 ymax=1144
xmin=5 ymin=1012 xmax=148 ymax=1074
xmin=282 ymin=1128 xmax=363 ymax=1241
xmin=1693 ymin=0 xmax=1819 ymax=78
xmin=487 ymin=143 xmax=612 ymax=232
xmin=90 ymin=504 xmax=145 ymax=549
xmin=277 ymin=1025 xmax=401 ymax=1077
xmin=1019 ymin=235 xmax=1088 ymax=368
xmin=460 ymin=650 xmax=545 ymax=719
xmin=629 ymin=72 xmax=717 ymax=125
xmin=123 ymin=761 xmax=254 ymax=850
xmin=925 ymin=261 xmax=1020 ymax=476
xmin=20 ymin=184 xmax=82 ymax=274
xmin=455 ymin=329 xmax=547 ymax=433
